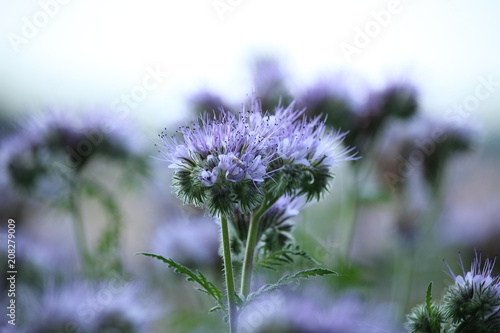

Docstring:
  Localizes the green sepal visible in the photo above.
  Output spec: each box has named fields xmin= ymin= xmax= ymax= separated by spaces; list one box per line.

xmin=172 ymin=168 xmax=206 ymax=207
xmin=298 ymin=165 xmax=332 ymax=202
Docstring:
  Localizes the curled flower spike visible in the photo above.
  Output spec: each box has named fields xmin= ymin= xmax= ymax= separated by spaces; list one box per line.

xmin=156 ymin=95 xmax=357 ymax=217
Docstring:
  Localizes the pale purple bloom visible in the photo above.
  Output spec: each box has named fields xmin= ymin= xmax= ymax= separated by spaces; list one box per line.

xmin=200 ymin=167 xmax=219 ymax=186
xmin=445 ymin=251 xmax=499 ymax=292
xmin=218 ymin=153 xmax=246 ymax=182
xmin=151 ymin=215 xmax=221 ymax=266
xmin=156 ymin=95 xmax=357 ymax=215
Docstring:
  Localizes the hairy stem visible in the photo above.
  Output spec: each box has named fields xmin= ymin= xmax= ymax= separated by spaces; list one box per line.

xmin=240 ymin=196 xmax=279 ymax=296
xmin=220 ymin=215 xmax=237 ymax=332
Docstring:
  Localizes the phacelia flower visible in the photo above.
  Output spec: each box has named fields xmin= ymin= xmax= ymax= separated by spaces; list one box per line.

xmin=156 ymin=95 xmax=356 ymax=217
xmin=443 ymin=251 xmax=500 ymax=332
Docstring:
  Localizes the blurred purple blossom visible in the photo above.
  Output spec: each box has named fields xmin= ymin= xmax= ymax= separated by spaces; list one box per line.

xmin=8 ymin=279 xmax=161 ymax=333
xmin=151 ymin=214 xmax=221 ymax=266
xmin=239 ymin=287 xmax=396 ymax=333
xmin=0 ymin=109 xmax=147 ymax=195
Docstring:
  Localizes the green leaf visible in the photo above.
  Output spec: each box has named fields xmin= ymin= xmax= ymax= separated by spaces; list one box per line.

xmin=137 ymin=252 xmax=226 ymax=313
xmin=245 ymin=267 xmax=338 ymax=305
xmin=255 ymin=244 xmax=319 ymax=271
xmin=285 ymin=268 xmax=338 ymax=280
xmin=209 ymin=306 xmax=222 ymax=313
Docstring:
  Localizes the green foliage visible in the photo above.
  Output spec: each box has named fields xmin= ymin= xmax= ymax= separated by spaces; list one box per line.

xmin=405 ymin=282 xmax=446 ymax=333
xmin=244 ymin=267 xmax=338 ymax=305
xmin=137 ymin=253 xmax=226 ymax=314
xmin=426 ymin=282 xmax=434 ymax=313
xmin=255 ymin=244 xmax=319 ymax=271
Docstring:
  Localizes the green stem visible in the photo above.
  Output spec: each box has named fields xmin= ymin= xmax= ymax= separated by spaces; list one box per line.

xmin=240 ymin=196 xmax=279 ymax=296
xmin=343 ymin=166 xmax=360 ymax=263
xmin=220 ymin=215 xmax=237 ymax=333
xmin=69 ymin=193 xmax=92 ymax=275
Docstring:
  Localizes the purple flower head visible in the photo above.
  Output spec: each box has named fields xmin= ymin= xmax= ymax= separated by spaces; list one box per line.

xmin=199 ymin=167 xmax=219 ymax=186
xmin=443 ymin=251 xmax=500 ymax=329
xmin=445 ymin=251 xmax=499 ymax=293
xmin=156 ymin=95 xmax=357 ymax=216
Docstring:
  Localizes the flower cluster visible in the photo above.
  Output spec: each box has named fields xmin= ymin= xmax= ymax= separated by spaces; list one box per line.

xmin=156 ymin=96 xmax=355 ymax=217
xmin=406 ymin=251 xmax=500 ymax=333
xmin=442 ymin=252 xmax=500 ymax=332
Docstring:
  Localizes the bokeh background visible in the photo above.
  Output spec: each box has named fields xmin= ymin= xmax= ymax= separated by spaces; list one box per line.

xmin=1 ymin=1 xmax=500 ymax=332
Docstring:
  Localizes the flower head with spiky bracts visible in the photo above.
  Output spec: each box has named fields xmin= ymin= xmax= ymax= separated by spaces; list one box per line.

xmin=156 ymin=96 xmax=356 ymax=217
xmin=443 ymin=251 xmax=500 ymax=332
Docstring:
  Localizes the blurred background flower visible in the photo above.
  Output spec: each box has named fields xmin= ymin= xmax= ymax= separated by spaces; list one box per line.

xmin=239 ymin=284 xmax=397 ymax=333
xmin=3 ymin=279 xmax=162 ymax=333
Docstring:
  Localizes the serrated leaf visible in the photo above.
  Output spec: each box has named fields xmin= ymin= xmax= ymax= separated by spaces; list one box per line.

xmin=245 ymin=267 xmax=338 ymax=305
xmin=137 ymin=252 xmax=226 ymax=313
xmin=286 ymin=268 xmax=338 ymax=280
xmin=255 ymin=244 xmax=319 ymax=271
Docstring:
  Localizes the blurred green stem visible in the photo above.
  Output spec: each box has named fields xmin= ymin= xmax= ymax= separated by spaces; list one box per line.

xmin=240 ymin=195 xmax=279 ymax=296
xmin=69 ymin=192 xmax=92 ymax=275
xmin=220 ymin=215 xmax=237 ymax=333
xmin=343 ymin=165 xmax=361 ymax=262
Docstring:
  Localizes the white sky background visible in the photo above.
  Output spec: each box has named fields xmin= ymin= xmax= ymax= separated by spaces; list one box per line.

xmin=1 ymin=0 xmax=500 ymax=131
